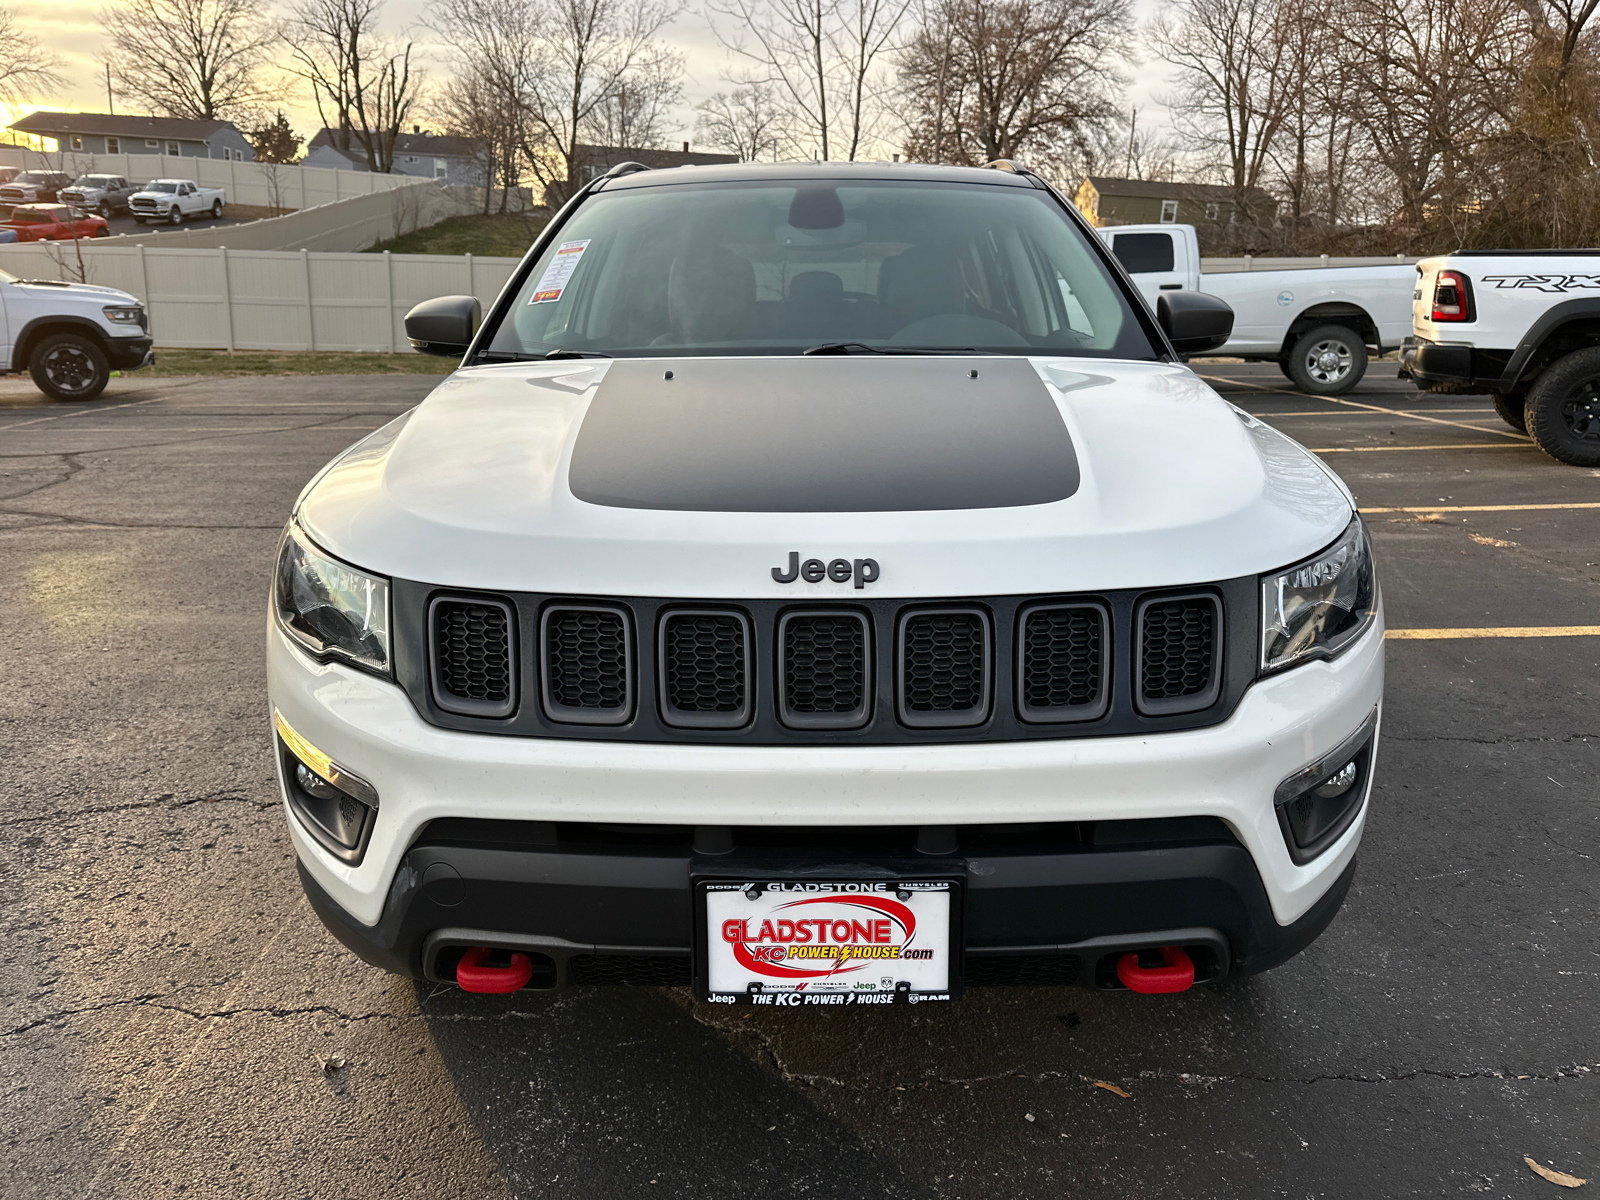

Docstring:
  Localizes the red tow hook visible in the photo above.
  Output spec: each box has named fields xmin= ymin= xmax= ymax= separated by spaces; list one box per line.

xmin=1116 ymin=946 xmax=1194 ymax=994
xmin=456 ymin=946 xmax=534 ymax=994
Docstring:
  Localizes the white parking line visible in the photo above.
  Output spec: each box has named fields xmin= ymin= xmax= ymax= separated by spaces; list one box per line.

xmin=1361 ymin=503 xmax=1600 ymax=514
xmin=1388 ymin=627 xmax=1600 ymax=639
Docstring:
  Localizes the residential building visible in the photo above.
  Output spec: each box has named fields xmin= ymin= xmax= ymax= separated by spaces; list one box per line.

xmin=544 ymin=142 xmax=740 ymax=205
xmin=8 ymin=112 xmax=255 ymax=160
xmin=304 ymin=128 xmax=483 ymax=185
xmin=1074 ymin=176 xmax=1277 ymax=228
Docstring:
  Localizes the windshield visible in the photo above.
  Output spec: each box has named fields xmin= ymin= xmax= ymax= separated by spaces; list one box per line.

xmin=15 ymin=174 xmax=48 ymax=185
xmin=484 ymin=179 xmax=1156 ymax=359
xmin=9 ymin=209 xmax=49 ymax=223
xmin=74 ymin=176 xmax=114 ymax=187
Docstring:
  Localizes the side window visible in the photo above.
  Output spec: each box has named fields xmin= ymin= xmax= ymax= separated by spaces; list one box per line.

xmin=106 ymin=137 xmax=120 ymax=154
xmin=166 ymin=141 xmax=180 ymax=156
xmin=1159 ymin=199 xmax=1179 ymax=223
xmin=1112 ymin=233 xmax=1176 ymax=275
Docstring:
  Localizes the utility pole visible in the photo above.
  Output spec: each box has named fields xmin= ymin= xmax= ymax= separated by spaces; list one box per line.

xmin=106 ymin=64 xmax=113 ymax=114
xmin=1125 ymin=106 xmax=1137 ymax=176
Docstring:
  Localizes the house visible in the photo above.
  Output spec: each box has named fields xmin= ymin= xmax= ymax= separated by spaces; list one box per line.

xmin=304 ymin=128 xmax=483 ymax=185
xmin=8 ymin=112 xmax=255 ymax=160
xmin=545 ymin=142 xmax=741 ymax=203
xmin=1074 ymin=176 xmax=1277 ymax=228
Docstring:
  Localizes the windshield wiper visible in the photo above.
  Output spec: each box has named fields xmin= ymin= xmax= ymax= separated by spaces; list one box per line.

xmin=802 ymin=342 xmax=983 ymax=356
xmin=544 ymin=348 xmax=611 ymax=359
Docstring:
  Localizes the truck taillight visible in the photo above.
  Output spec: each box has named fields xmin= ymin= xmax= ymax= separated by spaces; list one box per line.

xmin=1431 ymin=270 xmax=1473 ymax=322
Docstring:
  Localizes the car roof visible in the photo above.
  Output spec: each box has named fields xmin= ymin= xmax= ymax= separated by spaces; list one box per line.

xmin=598 ymin=160 xmax=1043 ymax=191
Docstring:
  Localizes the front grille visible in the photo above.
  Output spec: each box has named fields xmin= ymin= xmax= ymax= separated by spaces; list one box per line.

xmin=568 ymin=954 xmax=691 ymax=986
xmin=965 ymin=953 xmax=1082 ymax=987
xmin=1136 ymin=593 xmax=1222 ymax=715
xmin=430 ymin=595 xmax=515 ymax=718
xmin=659 ymin=610 xmax=751 ymax=728
xmin=897 ymin=609 xmax=990 ymax=727
xmin=1017 ymin=603 xmax=1108 ymax=722
xmin=778 ymin=611 xmax=871 ymax=729
xmin=541 ymin=604 xmax=632 ymax=724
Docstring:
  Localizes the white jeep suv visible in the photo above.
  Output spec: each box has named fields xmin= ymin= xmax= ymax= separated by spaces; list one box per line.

xmin=269 ymin=161 xmax=1383 ymax=1006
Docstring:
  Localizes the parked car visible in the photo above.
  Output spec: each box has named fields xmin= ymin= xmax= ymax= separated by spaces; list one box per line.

xmin=0 ymin=270 xmax=152 ymax=400
xmin=128 ymin=179 xmax=225 ymax=225
xmin=60 ymin=174 xmax=139 ymax=217
xmin=0 ymin=204 xmax=110 ymax=241
xmin=0 ymin=167 xmax=20 ymax=186
xmin=1402 ymin=251 xmax=1600 ymax=466
xmin=0 ymin=171 xmax=73 ymax=207
xmin=270 ymin=161 xmax=1383 ymax=1005
xmin=1101 ymin=223 xmax=1416 ymax=395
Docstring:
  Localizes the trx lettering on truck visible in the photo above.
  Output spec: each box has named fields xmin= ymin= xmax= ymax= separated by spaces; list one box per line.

xmin=1481 ymin=274 xmax=1600 ymax=292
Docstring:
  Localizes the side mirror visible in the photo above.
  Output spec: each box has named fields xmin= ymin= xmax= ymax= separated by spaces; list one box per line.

xmin=1157 ymin=290 xmax=1234 ymax=355
xmin=404 ymin=295 xmax=481 ymax=357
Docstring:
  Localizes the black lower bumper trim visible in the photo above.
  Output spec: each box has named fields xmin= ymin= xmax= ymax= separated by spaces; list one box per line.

xmin=297 ymin=817 xmax=1356 ymax=989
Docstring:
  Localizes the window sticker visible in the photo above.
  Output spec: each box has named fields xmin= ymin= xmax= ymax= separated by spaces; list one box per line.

xmin=529 ymin=239 xmax=591 ymax=303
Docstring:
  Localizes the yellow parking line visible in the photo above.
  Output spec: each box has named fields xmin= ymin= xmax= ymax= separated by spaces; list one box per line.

xmin=1253 ymin=407 xmax=1494 ymax=417
xmin=1200 ymin=374 xmax=1527 ymax=440
xmin=1362 ymin=502 xmax=1600 ymax=514
xmin=1386 ymin=627 xmax=1600 ymax=639
xmin=1309 ymin=443 xmax=1530 ymax=453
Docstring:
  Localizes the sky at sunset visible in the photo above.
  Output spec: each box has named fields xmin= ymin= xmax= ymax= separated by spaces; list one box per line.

xmin=10 ymin=0 xmax=1171 ymax=158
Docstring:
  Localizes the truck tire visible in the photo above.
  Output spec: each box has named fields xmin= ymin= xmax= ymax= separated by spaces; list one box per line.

xmin=29 ymin=333 xmax=110 ymax=402
xmin=1491 ymin=391 xmax=1528 ymax=434
xmin=1287 ymin=325 xmax=1367 ymax=395
xmin=1276 ymin=357 xmax=1293 ymax=380
xmin=210 ymin=199 xmax=223 ymax=218
xmin=1526 ymin=348 xmax=1600 ymax=467
xmin=168 ymin=206 xmax=182 ymax=225
xmin=98 ymin=200 xmax=112 ymax=218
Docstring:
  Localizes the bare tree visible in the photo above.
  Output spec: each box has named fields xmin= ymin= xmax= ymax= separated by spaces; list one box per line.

xmin=695 ymin=80 xmax=786 ymax=159
xmin=288 ymin=0 xmax=424 ymax=174
xmin=434 ymin=70 xmax=520 ymax=212
xmin=583 ymin=46 xmax=685 ymax=149
xmin=709 ymin=0 xmax=908 ymax=160
xmin=899 ymin=0 xmax=1130 ymax=166
xmin=0 ymin=7 xmax=63 ymax=108
xmin=100 ymin=0 xmax=275 ymax=120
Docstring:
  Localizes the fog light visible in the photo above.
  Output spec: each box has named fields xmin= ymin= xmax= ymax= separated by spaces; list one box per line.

xmin=1274 ymin=710 xmax=1377 ymax=865
xmin=1313 ymin=760 xmax=1358 ymax=799
xmin=274 ymin=710 xmax=378 ymax=864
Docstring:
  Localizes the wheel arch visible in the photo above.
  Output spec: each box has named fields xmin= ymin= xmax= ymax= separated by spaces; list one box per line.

xmin=13 ymin=316 xmax=111 ymax=372
xmin=1503 ymin=301 xmax=1600 ymax=394
xmin=1279 ymin=304 xmax=1379 ymax=358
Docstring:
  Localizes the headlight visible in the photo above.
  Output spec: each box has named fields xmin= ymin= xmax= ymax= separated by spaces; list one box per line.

xmin=1261 ymin=516 xmax=1376 ymax=672
xmin=102 ymin=305 xmax=143 ymax=325
xmin=274 ymin=524 xmax=391 ymax=675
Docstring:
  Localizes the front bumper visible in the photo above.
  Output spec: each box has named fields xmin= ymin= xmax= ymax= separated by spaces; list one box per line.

xmin=105 ymin=336 xmax=153 ymax=370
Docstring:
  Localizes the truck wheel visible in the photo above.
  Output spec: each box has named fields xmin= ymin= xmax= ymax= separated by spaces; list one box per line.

xmin=1491 ymin=391 xmax=1528 ymax=434
xmin=98 ymin=201 xmax=112 ymax=218
xmin=1276 ymin=357 xmax=1293 ymax=380
xmin=210 ymin=199 xmax=223 ymax=218
xmin=29 ymin=333 xmax=110 ymax=402
xmin=1287 ymin=325 xmax=1367 ymax=395
xmin=1527 ymin=348 xmax=1600 ymax=467
xmin=168 ymin=206 xmax=182 ymax=225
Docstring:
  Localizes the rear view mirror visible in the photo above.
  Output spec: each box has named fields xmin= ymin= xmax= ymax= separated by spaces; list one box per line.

xmin=405 ymin=295 xmax=481 ymax=357
xmin=1157 ymin=291 xmax=1233 ymax=355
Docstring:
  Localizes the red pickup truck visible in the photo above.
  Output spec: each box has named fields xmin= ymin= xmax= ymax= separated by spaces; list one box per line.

xmin=0 ymin=204 xmax=111 ymax=243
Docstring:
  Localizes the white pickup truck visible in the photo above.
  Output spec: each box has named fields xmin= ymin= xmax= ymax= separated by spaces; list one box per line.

xmin=128 ymin=179 xmax=225 ymax=226
xmin=1100 ymin=223 xmax=1416 ymax=395
xmin=1402 ymin=251 xmax=1600 ymax=466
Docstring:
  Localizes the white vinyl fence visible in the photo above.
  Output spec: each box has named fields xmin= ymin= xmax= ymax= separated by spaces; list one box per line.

xmin=0 ymin=145 xmax=425 ymax=210
xmin=0 ymin=243 xmax=521 ymax=351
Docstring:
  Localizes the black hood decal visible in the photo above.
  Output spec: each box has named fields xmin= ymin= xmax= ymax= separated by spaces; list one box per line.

xmin=567 ymin=357 xmax=1080 ymax=512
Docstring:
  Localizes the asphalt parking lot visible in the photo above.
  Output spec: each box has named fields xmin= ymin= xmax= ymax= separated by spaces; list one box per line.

xmin=1 ymin=362 xmax=1595 ymax=1199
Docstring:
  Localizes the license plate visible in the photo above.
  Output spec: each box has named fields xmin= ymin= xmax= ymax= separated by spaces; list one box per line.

xmin=696 ymin=879 xmax=958 ymax=1007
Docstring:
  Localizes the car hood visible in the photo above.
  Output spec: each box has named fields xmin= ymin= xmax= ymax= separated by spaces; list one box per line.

xmin=8 ymin=279 xmax=138 ymax=305
xmin=297 ymin=356 xmax=1354 ymax=598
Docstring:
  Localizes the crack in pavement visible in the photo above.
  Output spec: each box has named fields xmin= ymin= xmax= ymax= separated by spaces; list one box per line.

xmin=0 ymin=792 xmax=270 ymax=827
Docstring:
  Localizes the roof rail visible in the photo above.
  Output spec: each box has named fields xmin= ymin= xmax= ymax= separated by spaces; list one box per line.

xmin=602 ymin=161 xmax=651 ymax=179
xmin=982 ymin=159 xmax=1026 ymax=174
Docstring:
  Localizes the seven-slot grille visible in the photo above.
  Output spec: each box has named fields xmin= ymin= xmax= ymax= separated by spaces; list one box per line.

xmin=426 ymin=592 xmax=1227 ymax=731
xmin=541 ymin=605 xmax=633 ymax=724
xmin=897 ymin=609 xmax=991 ymax=728
xmin=1135 ymin=593 xmax=1223 ymax=715
xmin=1017 ymin=603 xmax=1108 ymax=722
xmin=429 ymin=596 xmax=516 ymax=718
xmin=659 ymin=610 xmax=751 ymax=728
xmin=778 ymin=611 xmax=871 ymax=729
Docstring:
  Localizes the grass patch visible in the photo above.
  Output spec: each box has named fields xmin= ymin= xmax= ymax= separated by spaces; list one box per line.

xmin=132 ymin=349 xmax=459 ymax=377
xmin=364 ymin=211 xmax=549 ymax=257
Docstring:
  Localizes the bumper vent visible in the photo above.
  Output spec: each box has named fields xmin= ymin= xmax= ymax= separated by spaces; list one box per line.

xmin=778 ymin=611 xmax=871 ymax=729
xmin=541 ymin=604 xmax=633 ymax=724
xmin=568 ymin=954 xmax=692 ymax=986
xmin=659 ymin=610 xmax=752 ymax=729
xmin=965 ymin=953 xmax=1082 ymax=987
xmin=1135 ymin=593 xmax=1222 ymax=715
xmin=429 ymin=596 xmax=515 ymax=718
xmin=898 ymin=609 xmax=991 ymax=728
xmin=1017 ymin=603 xmax=1108 ymax=722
